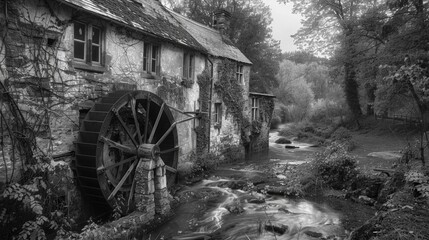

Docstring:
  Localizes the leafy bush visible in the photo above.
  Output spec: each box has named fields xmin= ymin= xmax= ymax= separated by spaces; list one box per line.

xmin=0 ymin=155 xmax=75 ymax=239
xmin=190 ymin=151 xmax=221 ymax=174
xmin=330 ymin=126 xmax=352 ymax=140
xmin=270 ymin=115 xmax=281 ymax=129
xmin=311 ymin=142 xmax=359 ymax=190
xmin=405 ymin=170 xmax=429 ymax=198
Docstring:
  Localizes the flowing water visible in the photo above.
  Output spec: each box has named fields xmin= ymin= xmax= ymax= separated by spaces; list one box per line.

xmin=148 ymin=130 xmax=350 ymax=240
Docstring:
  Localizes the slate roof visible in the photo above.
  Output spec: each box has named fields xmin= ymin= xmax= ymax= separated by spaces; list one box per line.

xmin=169 ymin=10 xmax=252 ymax=65
xmin=58 ymin=0 xmax=251 ymax=64
xmin=59 ymin=0 xmax=204 ymax=51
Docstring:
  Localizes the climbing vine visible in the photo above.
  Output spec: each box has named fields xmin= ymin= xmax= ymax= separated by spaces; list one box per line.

xmin=214 ymin=60 xmax=252 ymax=145
xmin=214 ymin=60 xmax=246 ymax=125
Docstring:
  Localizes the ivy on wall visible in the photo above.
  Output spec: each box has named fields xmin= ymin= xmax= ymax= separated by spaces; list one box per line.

xmin=214 ymin=60 xmax=245 ymax=125
xmin=214 ymin=59 xmax=254 ymax=145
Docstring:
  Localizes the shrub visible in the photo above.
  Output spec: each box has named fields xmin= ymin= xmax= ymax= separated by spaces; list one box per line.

xmin=190 ymin=151 xmax=221 ymax=174
xmin=270 ymin=115 xmax=281 ymax=129
xmin=331 ymin=126 xmax=352 ymax=140
xmin=405 ymin=170 xmax=429 ymax=198
xmin=0 ymin=155 xmax=75 ymax=239
xmin=311 ymin=142 xmax=359 ymax=190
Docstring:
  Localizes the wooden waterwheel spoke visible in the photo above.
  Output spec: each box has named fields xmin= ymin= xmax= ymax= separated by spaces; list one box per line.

xmin=159 ymin=146 xmax=179 ymax=155
xmin=155 ymin=116 xmax=197 ymax=146
xmin=97 ymin=156 xmax=137 ymax=173
xmin=143 ymin=95 xmax=150 ymax=143
xmin=113 ymin=109 xmax=138 ymax=147
xmin=148 ymin=102 xmax=165 ymax=143
xmin=100 ymin=137 xmax=137 ymax=155
xmin=107 ymin=160 xmax=138 ymax=201
xmin=129 ymin=95 xmax=142 ymax=145
xmin=165 ymin=165 xmax=177 ymax=173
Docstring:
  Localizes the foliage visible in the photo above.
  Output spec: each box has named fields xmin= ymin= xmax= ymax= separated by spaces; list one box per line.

xmin=171 ymin=0 xmax=282 ymax=92
xmin=311 ymin=142 xmax=359 ymax=190
xmin=309 ymin=98 xmax=348 ymax=124
xmin=275 ymin=60 xmax=314 ymax=122
xmin=270 ymin=114 xmax=281 ymax=129
xmin=405 ymin=171 xmax=429 ymax=198
xmin=0 ymin=155 xmax=75 ymax=239
xmin=378 ymin=61 xmax=429 ymax=165
xmin=214 ymin=60 xmax=245 ymax=125
xmin=195 ymin=70 xmax=211 ymax=154
xmin=190 ymin=151 xmax=221 ymax=174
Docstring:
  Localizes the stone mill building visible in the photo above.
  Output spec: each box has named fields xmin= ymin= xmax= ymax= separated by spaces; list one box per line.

xmin=0 ymin=0 xmax=275 ymax=222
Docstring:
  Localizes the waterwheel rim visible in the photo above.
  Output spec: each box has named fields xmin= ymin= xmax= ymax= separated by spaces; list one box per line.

xmin=75 ymin=90 xmax=179 ymax=210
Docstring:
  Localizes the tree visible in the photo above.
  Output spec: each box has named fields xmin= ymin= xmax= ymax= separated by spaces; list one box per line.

xmin=278 ymin=0 xmax=393 ymax=119
xmin=378 ymin=60 xmax=429 ymax=165
xmin=275 ymin=60 xmax=314 ymax=121
xmin=171 ymin=0 xmax=282 ymax=93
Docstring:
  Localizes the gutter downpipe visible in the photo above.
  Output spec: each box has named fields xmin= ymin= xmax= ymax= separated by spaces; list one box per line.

xmin=207 ymin=56 xmax=214 ymax=153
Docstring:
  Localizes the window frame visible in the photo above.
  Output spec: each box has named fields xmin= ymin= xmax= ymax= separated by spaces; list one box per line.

xmin=143 ymin=42 xmax=161 ymax=76
xmin=73 ymin=21 xmax=105 ymax=71
xmin=236 ymin=64 xmax=244 ymax=84
xmin=214 ymin=102 xmax=222 ymax=125
xmin=183 ymin=52 xmax=195 ymax=80
xmin=251 ymin=97 xmax=260 ymax=121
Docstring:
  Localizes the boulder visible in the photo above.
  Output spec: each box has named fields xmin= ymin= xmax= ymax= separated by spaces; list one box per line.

xmin=304 ymin=230 xmax=323 ymax=238
xmin=275 ymin=138 xmax=292 ymax=144
xmin=285 ymin=145 xmax=299 ymax=149
xmin=224 ymin=200 xmax=244 ymax=214
xmin=265 ymin=223 xmax=288 ymax=235
xmin=358 ymin=195 xmax=376 ymax=206
xmin=248 ymin=197 xmax=265 ymax=204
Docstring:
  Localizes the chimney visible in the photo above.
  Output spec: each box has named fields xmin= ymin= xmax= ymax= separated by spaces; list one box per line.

xmin=212 ymin=9 xmax=231 ymax=35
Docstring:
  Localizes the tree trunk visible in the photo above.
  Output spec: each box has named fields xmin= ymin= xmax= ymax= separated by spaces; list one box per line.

xmin=365 ymin=84 xmax=376 ymax=116
xmin=344 ymin=29 xmax=362 ymax=118
xmin=344 ymin=62 xmax=362 ymax=118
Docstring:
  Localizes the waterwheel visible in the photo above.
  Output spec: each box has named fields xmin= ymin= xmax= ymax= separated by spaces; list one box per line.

xmin=74 ymin=90 xmax=194 ymax=210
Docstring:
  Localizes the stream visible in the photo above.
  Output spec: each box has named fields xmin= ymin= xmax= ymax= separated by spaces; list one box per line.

xmin=148 ymin=130 xmax=367 ymax=240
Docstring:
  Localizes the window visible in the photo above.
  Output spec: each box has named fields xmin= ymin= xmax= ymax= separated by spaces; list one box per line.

xmin=236 ymin=64 xmax=244 ymax=83
xmin=183 ymin=52 xmax=194 ymax=80
xmin=214 ymin=103 xmax=222 ymax=125
xmin=143 ymin=43 xmax=160 ymax=75
xmin=73 ymin=22 xmax=103 ymax=65
xmin=251 ymin=97 xmax=259 ymax=121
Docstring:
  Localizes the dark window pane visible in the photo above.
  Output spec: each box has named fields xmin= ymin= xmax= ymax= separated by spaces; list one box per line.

xmin=143 ymin=58 xmax=147 ymax=71
xmin=143 ymin=44 xmax=150 ymax=71
xmin=74 ymin=41 xmax=85 ymax=59
xmin=151 ymin=46 xmax=158 ymax=73
xmin=74 ymin=22 xmax=86 ymax=41
xmin=183 ymin=53 xmax=188 ymax=77
xmin=151 ymin=58 xmax=156 ymax=72
xmin=152 ymin=46 xmax=158 ymax=59
xmin=92 ymin=27 xmax=100 ymax=44
xmin=92 ymin=45 xmax=100 ymax=62
xmin=189 ymin=55 xmax=194 ymax=78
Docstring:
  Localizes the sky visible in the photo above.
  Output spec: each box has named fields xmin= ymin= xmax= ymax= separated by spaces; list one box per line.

xmin=263 ymin=0 xmax=302 ymax=53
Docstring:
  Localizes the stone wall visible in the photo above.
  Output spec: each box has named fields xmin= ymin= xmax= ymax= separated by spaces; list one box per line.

xmin=248 ymin=95 xmax=275 ymax=154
